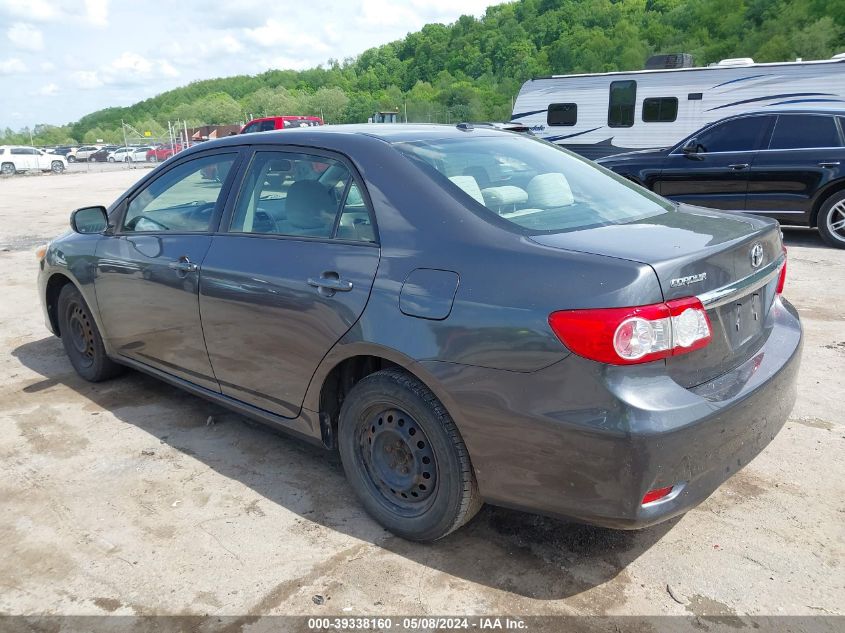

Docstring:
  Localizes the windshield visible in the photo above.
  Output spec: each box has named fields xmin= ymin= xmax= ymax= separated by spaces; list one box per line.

xmin=395 ymin=136 xmax=673 ymax=233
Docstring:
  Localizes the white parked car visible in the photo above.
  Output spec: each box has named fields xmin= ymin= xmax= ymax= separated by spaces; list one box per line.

xmin=74 ymin=145 xmax=102 ymax=162
xmin=131 ymin=146 xmax=153 ymax=162
xmin=107 ymin=147 xmax=136 ymax=162
xmin=0 ymin=146 xmax=67 ymax=174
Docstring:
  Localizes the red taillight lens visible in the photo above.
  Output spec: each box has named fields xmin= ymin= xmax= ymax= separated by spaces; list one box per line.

xmin=642 ymin=486 xmax=674 ymax=505
xmin=549 ymin=297 xmax=712 ymax=365
xmin=776 ymin=246 xmax=787 ymax=294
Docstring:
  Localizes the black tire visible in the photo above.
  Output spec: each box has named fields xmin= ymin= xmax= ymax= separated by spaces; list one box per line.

xmin=817 ymin=190 xmax=845 ymax=249
xmin=51 ymin=161 xmax=64 ymax=174
xmin=1 ymin=162 xmax=15 ymax=175
xmin=338 ymin=368 xmax=482 ymax=541
xmin=57 ymin=284 xmax=123 ymax=382
xmin=67 ymin=155 xmax=76 ymax=163
xmin=108 ymin=157 xmax=115 ymax=163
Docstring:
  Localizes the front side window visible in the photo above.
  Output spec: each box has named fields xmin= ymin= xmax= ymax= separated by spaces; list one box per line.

xmin=259 ymin=119 xmax=277 ymax=132
xmin=642 ymin=97 xmax=678 ymax=122
xmin=608 ymin=80 xmax=637 ymax=128
xmin=548 ymin=103 xmax=577 ymax=126
xmin=769 ymin=115 xmax=841 ymax=150
xmin=395 ymin=135 xmax=672 ymax=233
xmin=242 ymin=123 xmax=259 ymax=134
xmin=230 ymin=151 xmax=373 ymax=241
xmin=691 ymin=116 xmax=771 ymax=153
xmin=123 ymin=153 xmax=236 ymax=233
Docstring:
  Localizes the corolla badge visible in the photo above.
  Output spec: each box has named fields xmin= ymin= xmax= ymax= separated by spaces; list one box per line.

xmin=670 ymin=272 xmax=707 ymax=288
xmin=750 ymin=243 xmax=765 ymax=268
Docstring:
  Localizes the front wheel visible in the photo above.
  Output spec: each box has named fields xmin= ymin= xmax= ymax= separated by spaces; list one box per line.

xmin=818 ymin=190 xmax=845 ymax=249
xmin=1 ymin=162 xmax=15 ymax=175
xmin=338 ymin=369 xmax=482 ymax=541
xmin=67 ymin=155 xmax=76 ymax=163
xmin=51 ymin=161 xmax=64 ymax=174
xmin=57 ymin=284 xmax=124 ymax=382
xmin=108 ymin=157 xmax=115 ymax=163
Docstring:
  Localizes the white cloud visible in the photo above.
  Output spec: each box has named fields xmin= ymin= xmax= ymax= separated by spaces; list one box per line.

xmin=7 ymin=22 xmax=44 ymax=52
xmin=84 ymin=0 xmax=109 ymax=26
xmin=0 ymin=0 xmax=110 ymax=26
xmin=41 ymin=61 xmax=56 ymax=71
xmin=0 ymin=0 xmax=60 ymax=22
xmin=244 ymin=19 xmax=331 ymax=53
xmin=71 ymin=70 xmax=104 ymax=89
xmin=38 ymin=82 xmax=59 ymax=96
xmin=0 ymin=57 xmax=27 ymax=74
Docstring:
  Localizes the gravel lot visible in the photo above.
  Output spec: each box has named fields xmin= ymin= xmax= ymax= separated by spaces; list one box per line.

xmin=0 ymin=170 xmax=842 ymax=623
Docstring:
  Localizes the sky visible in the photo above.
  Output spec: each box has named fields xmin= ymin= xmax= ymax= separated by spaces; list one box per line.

xmin=0 ymin=0 xmax=504 ymax=130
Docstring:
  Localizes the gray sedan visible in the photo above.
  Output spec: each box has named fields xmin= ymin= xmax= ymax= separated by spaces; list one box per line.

xmin=37 ymin=124 xmax=802 ymax=541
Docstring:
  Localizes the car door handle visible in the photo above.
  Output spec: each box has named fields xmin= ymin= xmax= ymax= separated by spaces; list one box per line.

xmin=819 ymin=161 xmax=840 ymax=168
xmin=168 ymin=257 xmax=199 ymax=273
xmin=308 ymin=274 xmax=353 ymax=294
xmin=728 ymin=163 xmax=749 ymax=170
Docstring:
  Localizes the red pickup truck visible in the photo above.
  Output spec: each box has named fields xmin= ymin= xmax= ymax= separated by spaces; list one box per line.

xmin=146 ymin=144 xmax=185 ymax=162
xmin=240 ymin=116 xmax=324 ymax=134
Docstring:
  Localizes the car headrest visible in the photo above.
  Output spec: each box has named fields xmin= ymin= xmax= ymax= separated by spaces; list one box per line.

xmin=527 ymin=173 xmax=574 ymax=208
xmin=286 ymin=180 xmax=335 ymax=230
xmin=448 ymin=175 xmax=485 ymax=205
xmin=267 ymin=159 xmax=292 ymax=172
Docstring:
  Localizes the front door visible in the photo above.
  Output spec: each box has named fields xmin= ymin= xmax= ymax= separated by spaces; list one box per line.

xmin=200 ymin=149 xmax=380 ymax=417
xmin=94 ymin=151 xmax=240 ymax=390
xmin=655 ymin=114 xmax=774 ymax=210
xmin=745 ymin=113 xmax=845 ymax=223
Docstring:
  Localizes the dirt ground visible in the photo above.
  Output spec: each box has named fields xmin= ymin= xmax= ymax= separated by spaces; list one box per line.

xmin=0 ymin=170 xmax=842 ymax=622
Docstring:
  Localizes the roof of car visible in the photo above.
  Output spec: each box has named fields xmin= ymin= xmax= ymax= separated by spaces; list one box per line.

xmin=190 ymin=124 xmax=514 ymax=156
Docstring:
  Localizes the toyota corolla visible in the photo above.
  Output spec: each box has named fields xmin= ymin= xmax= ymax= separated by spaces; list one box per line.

xmin=37 ymin=124 xmax=802 ymax=541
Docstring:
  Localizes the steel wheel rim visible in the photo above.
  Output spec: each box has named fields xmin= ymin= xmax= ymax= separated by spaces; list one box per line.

xmin=67 ymin=303 xmax=95 ymax=367
xmin=827 ymin=200 xmax=845 ymax=242
xmin=357 ymin=407 xmax=438 ymax=515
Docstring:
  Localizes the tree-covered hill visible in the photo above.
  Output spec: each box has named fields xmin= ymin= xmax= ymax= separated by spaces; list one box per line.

xmin=4 ymin=0 xmax=843 ymax=145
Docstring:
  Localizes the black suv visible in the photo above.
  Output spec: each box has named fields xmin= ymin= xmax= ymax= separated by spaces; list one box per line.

xmin=597 ymin=110 xmax=845 ymax=248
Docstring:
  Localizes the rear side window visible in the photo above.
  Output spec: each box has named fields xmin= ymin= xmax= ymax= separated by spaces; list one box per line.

xmin=0 ymin=148 xmax=4 ymax=155
xmin=395 ymin=135 xmax=672 ymax=234
xmin=608 ymin=80 xmax=636 ymax=128
xmin=769 ymin=115 xmax=841 ymax=149
xmin=692 ymin=116 xmax=771 ymax=153
xmin=642 ymin=97 xmax=678 ymax=122
xmin=259 ymin=120 xmax=277 ymax=132
xmin=547 ymin=103 xmax=577 ymax=126
xmin=230 ymin=151 xmax=374 ymax=242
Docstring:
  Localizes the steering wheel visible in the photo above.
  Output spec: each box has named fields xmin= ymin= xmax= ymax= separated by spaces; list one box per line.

xmin=185 ymin=202 xmax=215 ymax=228
xmin=126 ymin=215 xmax=170 ymax=231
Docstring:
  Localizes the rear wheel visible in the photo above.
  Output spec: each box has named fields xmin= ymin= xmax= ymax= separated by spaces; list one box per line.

xmin=338 ymin=369 xmax=482 ymax=541
xmin=108 ymin=157 xmax=115 ymax=163
xmin=57 ymin=284 xmax=123 ymax=382
xmin=51 ymin=161 xmax=64 ymax=174
xmin=818 ymin=190 xmax=845 ymax=249
xmin=67 ymin=155 xmax=76 ymax=163
xmin=1 ymin=162 xmax=15 ymax=175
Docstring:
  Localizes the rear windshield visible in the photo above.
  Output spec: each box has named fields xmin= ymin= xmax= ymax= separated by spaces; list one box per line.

xmin=394 ymin=136 xmax=672 ymax=233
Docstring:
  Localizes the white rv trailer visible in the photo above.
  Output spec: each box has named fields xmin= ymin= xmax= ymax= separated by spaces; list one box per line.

xmin=511 ymin=55 xmax=845 ymax=159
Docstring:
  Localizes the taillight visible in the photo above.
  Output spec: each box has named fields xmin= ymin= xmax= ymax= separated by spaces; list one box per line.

xmin=776 ymin=246 xmax=787 ymax=294
xmin=549 ymin=297 xmax=712 ymax=365
xmin=642 ymin=485 xmax=674 ymax=505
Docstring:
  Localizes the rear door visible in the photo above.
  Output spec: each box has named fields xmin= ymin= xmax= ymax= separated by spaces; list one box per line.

xmin=655 ymin=115 xmax=774 ymax=210
xmin=745 ymin=113 xmax=845 ymax=222
xmin=94 ymin=149 xmax=242 ymax=390
xmin=199 ymin=148 xmax=380 ymax=417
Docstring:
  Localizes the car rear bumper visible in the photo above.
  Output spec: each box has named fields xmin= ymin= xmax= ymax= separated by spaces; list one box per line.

xmin=424 ymin=296 xmax=802 ymax=529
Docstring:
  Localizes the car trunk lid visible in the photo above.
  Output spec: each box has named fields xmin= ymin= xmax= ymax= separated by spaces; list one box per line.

xmin=530 ymin=205 xmax=785 ymax=387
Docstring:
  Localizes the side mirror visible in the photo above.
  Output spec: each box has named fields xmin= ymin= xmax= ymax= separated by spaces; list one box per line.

xmin=682 ymin=138 xmax=700 ymax=154
xmin=70 ymin=206 xmax=109 ymax=234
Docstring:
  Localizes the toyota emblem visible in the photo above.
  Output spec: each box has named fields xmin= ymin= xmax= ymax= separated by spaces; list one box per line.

xmin=750 ymin=243 xmax=764 ymax=268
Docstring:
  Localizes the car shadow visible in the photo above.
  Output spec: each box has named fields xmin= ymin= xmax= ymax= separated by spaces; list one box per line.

xmin=12 ymin=336 xmax=675 ymax=601
xmin=781 ymin=226 xmax=829 ymax=249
